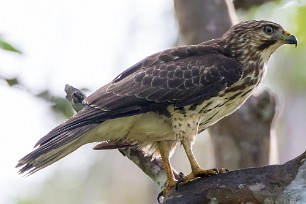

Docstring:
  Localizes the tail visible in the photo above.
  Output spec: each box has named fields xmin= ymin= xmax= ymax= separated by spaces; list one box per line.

xmin=16 ymin=106 xmax=102 ymax=175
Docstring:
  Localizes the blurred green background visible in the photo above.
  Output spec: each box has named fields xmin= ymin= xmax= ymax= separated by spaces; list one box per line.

xmin=1 ymin=0 xmax=305 ymax=203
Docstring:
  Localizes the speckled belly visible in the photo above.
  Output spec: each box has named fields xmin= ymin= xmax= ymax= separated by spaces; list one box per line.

xmin=197 ymin=81 xmax=259 ymax=132
xmin=168 ymin=77 xmax=259 ymax=141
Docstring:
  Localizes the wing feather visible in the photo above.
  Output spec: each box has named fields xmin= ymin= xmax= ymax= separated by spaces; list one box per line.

xmin=87 ymin=53 xmax=243 ymax=110
xmin=35 ymin=44 xmax=243 ymax=149
xmin=18 ymin=42 xmax=246 ymax=174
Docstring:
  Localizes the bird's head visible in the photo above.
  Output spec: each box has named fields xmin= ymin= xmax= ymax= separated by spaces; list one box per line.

xmin=223 ymin=20 xmax=297 ymax=63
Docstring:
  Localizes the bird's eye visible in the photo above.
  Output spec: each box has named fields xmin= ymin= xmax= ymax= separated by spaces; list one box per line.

xmin=263 ymin=25 xmax=274 ymax=35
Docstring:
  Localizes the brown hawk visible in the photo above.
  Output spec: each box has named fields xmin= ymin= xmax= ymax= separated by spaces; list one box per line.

xmin=16 ymin=20 xmax=297 ymax=196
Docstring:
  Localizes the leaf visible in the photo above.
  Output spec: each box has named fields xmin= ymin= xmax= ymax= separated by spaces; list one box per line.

xmin=0 ymin=37 xmax=22 ymax=54
xmin=5 ymin=77 xmax=19 ymax=86
xmin=36 ymin=90 xmax=75 ymax=118
xmin=50 ymin=96 xmax=75 ymax=118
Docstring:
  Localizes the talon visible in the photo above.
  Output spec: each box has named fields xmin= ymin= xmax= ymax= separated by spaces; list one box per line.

xmin=176 ymin=172 xmax=196 ymax=186
xmin=175 ymin=173 xmax=185 ymax=191
xmin=157 ymin=191 xmax=164 ymax=204
xmin=178 ymin=172 xmax=185 ymax=179
xmin=157 ymin=179 xmax=177 ymax=203
xmin=207 ymin=168 xmax=219 ymax=175
xmin=201 ymin=168 xmax=229 ymax=176
xmin=175 ymin=167 xmax=230 ymax=189
xmin=220 ymin=167 xmax=230 ymax=173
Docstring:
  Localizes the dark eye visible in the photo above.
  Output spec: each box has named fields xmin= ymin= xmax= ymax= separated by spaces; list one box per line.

xmin=263 ymin=25 xmax=274 ymax=35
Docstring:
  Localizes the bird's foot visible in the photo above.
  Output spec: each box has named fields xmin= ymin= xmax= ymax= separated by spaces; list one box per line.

xmin=176 ymin=168 xmax=229 ymax=189
xmin=157 ymin=179 xmax=177 ymax=203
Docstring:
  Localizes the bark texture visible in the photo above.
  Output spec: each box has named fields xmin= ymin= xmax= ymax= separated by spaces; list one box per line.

xmin=164 ymin=151 xmax=306 ymax=204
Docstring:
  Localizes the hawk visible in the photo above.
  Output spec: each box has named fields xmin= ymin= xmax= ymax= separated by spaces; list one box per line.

xmin=16 ymin=20 xmax=297 ymax=196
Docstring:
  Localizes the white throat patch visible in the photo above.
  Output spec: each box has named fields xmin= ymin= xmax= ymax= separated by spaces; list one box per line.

xmin=260 ymin=41 xmax=284 ymax=63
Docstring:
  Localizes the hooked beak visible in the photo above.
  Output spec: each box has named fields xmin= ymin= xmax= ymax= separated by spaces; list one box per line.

xmin=282 ymin=31 xmax=297 ymax=47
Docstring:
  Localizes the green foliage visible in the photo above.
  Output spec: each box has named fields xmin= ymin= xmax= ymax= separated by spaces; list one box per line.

xmin=294 ymin=5 xmax=306 ymax=47
xmin=50 ymin=96 xmax=75 ymax=118
xmin=1 ymin=76 xmax=75 ymax=118
xmin=0 ymin=36 xmax=22 ymax=86
xmin=0 ymin=35 xmax=22 ymax=54
xmin=0 ymin=36 xmax=76 ymax=118
xmin=14 ymin=198 xmax=34 ymax=204
xmin=2 ymin=77 xmax=19 ymax=86
xmin=36 ymin=90 xmax=75 ymax=118
xmin=278 ymin=5 xmax=306 ymax=91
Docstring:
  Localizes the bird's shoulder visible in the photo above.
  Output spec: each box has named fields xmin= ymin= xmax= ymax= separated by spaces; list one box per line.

xmin=85 ymin=40 xmax=243 ymax=111
xmin=111 ymin=40 xmax=226 ymax=83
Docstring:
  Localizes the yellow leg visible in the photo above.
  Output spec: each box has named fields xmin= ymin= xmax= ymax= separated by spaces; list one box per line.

xmin=181 ymin=139 xmax=225 ymax=184
xmin=157 ymin=141 xmax=176 ymax=197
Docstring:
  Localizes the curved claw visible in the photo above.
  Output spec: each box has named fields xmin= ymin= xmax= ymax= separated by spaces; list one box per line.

xmin=157 ymin=179 xmax=178 ymax=203
xmin=157 ymin=191 xmax=164 ymax=204
xmin=158 ymin=168 xmax=230 ymax=202
xmin=202 ymin=167 xmax=229 ymax=176
xmin=175 ymin=168 xmax=230 ymax=190
xmin=220 ymin=167 xmax=230 ymax=173
xmin=175 ymin=172 xmax=185 ymax=191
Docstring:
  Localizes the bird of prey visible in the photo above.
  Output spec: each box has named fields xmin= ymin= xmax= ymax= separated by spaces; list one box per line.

xmin=16 ymin=20 xmax=297 ymax=196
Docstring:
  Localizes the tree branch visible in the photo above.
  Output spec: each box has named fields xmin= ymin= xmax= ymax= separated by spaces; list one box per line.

xmin=65 ymin=84 xmax=306 ymax=203
xmin=64 ymin=84 xmax=178 ymax=190
xmin=163 ymin=151 xmax=306 ymax=203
